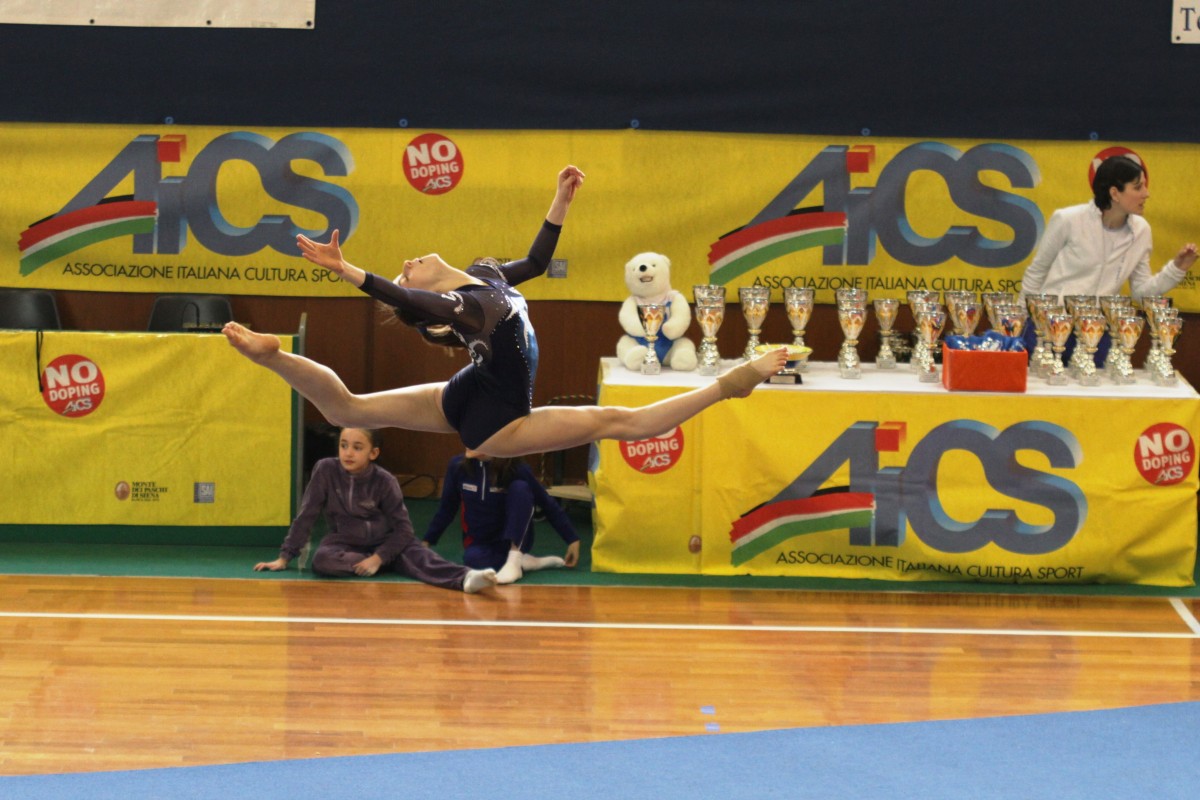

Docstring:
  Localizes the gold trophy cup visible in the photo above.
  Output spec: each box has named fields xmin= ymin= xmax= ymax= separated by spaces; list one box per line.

xmin=739 ymin=286 xmax=770 ymax=361
xmin=873 ymin=297 xmax=900 ymax=369
xmin=784 ymin=286 xmax=815 ymax=372
xmin=638 ymin=303 xmax=665 ymax=375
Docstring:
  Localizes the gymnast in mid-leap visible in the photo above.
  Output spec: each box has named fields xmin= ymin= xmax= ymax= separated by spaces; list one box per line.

xmin=222 ymin=165 xmax=787 ymax=458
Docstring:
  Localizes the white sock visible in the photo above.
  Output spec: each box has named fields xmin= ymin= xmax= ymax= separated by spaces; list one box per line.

xmin=496 ymin=549 xmax=524 ymax=584
xmin=521 ymin=553 xmax=566 ymax=572
xmin=462 ymin=568 xmax=497 ymax=594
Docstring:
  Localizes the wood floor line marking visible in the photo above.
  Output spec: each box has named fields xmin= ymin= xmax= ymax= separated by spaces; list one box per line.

xmin=0 ymin=610 xmax=1197 ymax=639
xmin=1170 ymin=597 xmax=1200 ymax=635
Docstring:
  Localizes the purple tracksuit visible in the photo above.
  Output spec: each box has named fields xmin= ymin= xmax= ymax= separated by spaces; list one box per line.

xmin=279 ymin=457 xmax=470 ymax=588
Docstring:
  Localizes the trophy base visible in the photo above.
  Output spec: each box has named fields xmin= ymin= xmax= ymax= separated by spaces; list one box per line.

xmin=768 ymin=371 xmax=802 ymax=385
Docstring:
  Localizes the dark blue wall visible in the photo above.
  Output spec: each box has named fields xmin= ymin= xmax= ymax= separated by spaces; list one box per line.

xmin=2 ymin=1 xmax=1196 ymax=141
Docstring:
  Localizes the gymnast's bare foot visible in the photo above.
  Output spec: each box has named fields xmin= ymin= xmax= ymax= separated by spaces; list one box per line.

xmin=717 ymin=347 xmax=789 ymax=398
xmin=222 ymin=321 xmax=281 ymax=364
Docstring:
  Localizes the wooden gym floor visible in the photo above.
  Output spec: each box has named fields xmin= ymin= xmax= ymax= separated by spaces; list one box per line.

xmin=2 ymin=574 xmax=1199 ymax=776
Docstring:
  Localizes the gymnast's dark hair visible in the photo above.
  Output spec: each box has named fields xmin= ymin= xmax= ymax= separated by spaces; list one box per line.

xmin=1092 ymin=155 xmax=1144 ymax=211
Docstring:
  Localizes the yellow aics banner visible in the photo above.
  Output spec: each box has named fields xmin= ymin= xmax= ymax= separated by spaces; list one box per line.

xmin=591 ymin=362 xmax=1199 ymax=586
xmin=0 ymin=330 xmax=295 ymax=528
xmin=3 ymin=123 xmax=1199 ymax=308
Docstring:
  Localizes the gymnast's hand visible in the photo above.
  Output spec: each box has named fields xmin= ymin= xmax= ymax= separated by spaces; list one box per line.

xmin=557 ymin=165 xmax=585 ymax=203
xmin=547 ymin=165 xmax=585 ymax=225
xmin=563 ymin=540 xmax=580 ymax=568
xmin=297 ymin=229 xmax=367 ymax=287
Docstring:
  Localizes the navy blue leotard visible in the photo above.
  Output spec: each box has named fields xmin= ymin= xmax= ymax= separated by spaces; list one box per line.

xmin=358 ymin=220 xmax=561 ymax=448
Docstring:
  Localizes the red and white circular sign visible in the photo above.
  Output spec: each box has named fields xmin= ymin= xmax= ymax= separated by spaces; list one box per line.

xmin=41 ymin=354 xmax=105 ymax=417
xmin=620 ymin=427 xmax=684 ymax=475
xmin=1089 ymin=146 xmax=1147 ymax=188
xmin=1134 ymin=422 xmax=1194 ymax=486
xmin=402 ymin=132 xmax=463 ymax=195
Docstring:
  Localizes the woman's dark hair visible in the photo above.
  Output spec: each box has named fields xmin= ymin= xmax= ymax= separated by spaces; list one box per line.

xmin=1092 ymin=155 xmax=1144 ymax=210
xmin=460 ymin=455 xmax=521 ymax=488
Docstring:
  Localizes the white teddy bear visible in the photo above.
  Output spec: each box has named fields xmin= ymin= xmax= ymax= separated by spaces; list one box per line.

xmin=616 ymin=252 xmax=697 ymax=372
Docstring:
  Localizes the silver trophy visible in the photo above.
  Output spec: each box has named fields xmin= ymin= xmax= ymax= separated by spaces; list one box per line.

xmin=1153 ymin=312 xmax=1183 ymax=386
xmin=1099 ymin=295 xmax=1134 ymax=379
xmin=694 ymin=300 xmax=726 ymax=377
xmin=1064 ymin=296 xmax=1099 ymax=378
xmin=954 ymin=297 xmax=982 ymax=338
xmin=1074 ymin=312 xmax=1107 ymax=387
xmin=943 ymin=291 xmax=973 ymax=336
xmin=837 ymin=299 xmax=867 ymax=379
xmin=995 ymin=303 xmax=1028 ymax=339
xmin=1025 ymin=294 xmax=1060 ymax=377
xmin=739 ymin=286 xmax=770 ymax=361
xmin=1141 ymin=296 xmax=1172 ymax=376
xmin=906 ymin=290 xmax=940 ymax=370
xmin=1113 ymin=313 xmax=1144 ymax=385
xmin=981 ymin=291 xmax=1015 ymax=331
xmin=873 ymin=297 xmax=900 ymax=369
xmin=1043 ymin=308 xmax=1073 ymax=386
xmin=693 ymin=285 xmax=726 ymax=376
xmin=784 ymin=286 xmax=815 ymax=372
xmin=915 ymin=307 xmax=947 ymax=383
xmin=638 ymin=303 xmax=665 ymax=375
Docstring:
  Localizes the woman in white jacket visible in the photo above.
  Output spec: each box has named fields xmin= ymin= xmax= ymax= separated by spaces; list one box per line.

xmin=1021 ymin=154 xmax=1195 ymax=300
xmin=1019 ymin=154 xmax=1195 ymax=365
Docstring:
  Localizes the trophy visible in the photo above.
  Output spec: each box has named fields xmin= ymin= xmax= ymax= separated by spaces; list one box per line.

xmin=906 ymin=291 xmax=939 ymax=371
xmin=1025 ymin=294 xmax=1059 ymax=377
xmin=739 ymin=286 xmax=770 ymax=361
xmin=1153 ymin=312 xmax=1183 ymax=386
xmin=694 ymin=300 xmax=725 ymax=376
xmin=693 ymin=285 xmax=726 ymax=377
xmin=981 ymin=291 xmax=1015 ymax=331
xmin=1062 ymin=294 xmax=1096 ymax=315
xmin=638 ymin=303 xmax=665 ymax=375
xmin=942 ymin=289 xmax=964 ymax=319
xmin=1065 ymin=297 xmax=1099 ymax=378
xmin=694 ymin=283 xmax=725 ymax=306
xmin=784 ymin=286 xmax=815 ymax=371
xmin=835 ymin=288 xmax=868 ymax=378
xmin=915 ymin=307 xmax=947 ymax=383
xmin=836 ymin=287 xmax=868 ymax=308
xmin=873 ymin=297 xmax=900 ymax=369
xmin=954 ymin=297 xmax=982 ymax=338
xmin=1113 ymin=313 xmax=1144 ymax=385
xmin=1074 ymin=312 xmax=1107 ymax=387
xmin=837 ymin=293 xmax=867 ymax=379
xmin=1044 ymin=308 xmax=1073 ymax=386
xmin=995 ymin=303 xmax=1028 ymax=339
xmin=1099 ymin=295 xmax=1133 ymax=378
xmin=1141 ymin=296 xmax=1172 ymax=376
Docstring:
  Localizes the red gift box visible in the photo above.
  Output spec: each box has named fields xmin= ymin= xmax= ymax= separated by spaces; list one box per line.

xmin=941 ymin=345 xmax=1027 ymax=393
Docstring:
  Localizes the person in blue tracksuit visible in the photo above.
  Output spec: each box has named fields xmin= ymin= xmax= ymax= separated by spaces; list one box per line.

xmin=424 ymin=450 xmax=580 ymax=584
